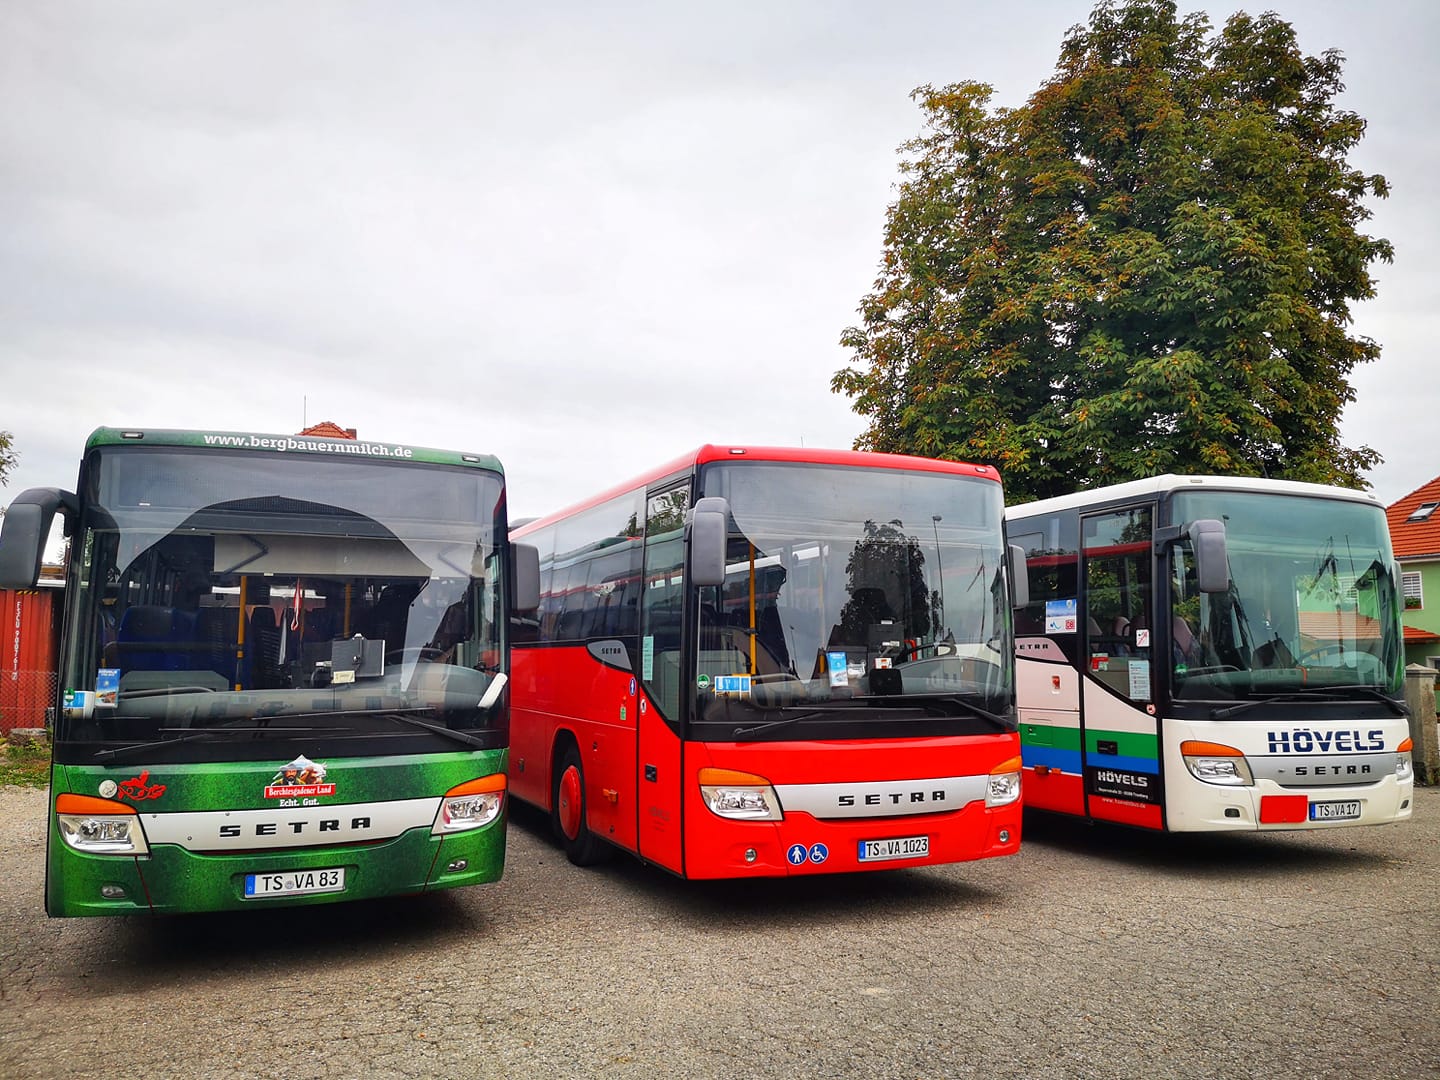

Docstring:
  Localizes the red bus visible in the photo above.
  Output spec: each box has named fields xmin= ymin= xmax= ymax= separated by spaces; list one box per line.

xmin=509 ymin=445 xmax=1028 ymax=878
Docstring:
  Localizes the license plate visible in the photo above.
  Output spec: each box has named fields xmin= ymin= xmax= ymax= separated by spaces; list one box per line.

xmin=858 ymin=835 xmax=929 ymax=862
xmin=244 ymin=868 xmax=346 ymax=898
xmin=1309 ymin=800 xmax=1361 ymax=822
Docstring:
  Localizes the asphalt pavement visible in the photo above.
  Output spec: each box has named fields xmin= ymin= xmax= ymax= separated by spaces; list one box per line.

xmin=1 ymin=785 xmax=1436 ymax=1079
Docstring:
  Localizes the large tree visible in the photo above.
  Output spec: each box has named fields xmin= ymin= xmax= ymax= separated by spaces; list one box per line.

xmin=0 ymin=430 xmax=15 ymax=491
xmin=833 ymin=0 xmax=1391 ymax=503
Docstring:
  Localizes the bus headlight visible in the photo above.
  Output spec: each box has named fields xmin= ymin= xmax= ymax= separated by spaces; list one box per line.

xmin=1397 ymin=738 xmax=1413 ymax=782
xmin=698 ymin=768 xmax=783 ymax=821
xmin=1181 ymin=740 xmax=1254 ymax=786
xmin=55 ymin=793 xmax=149 ymax=855
xmin=432 ymin=774 xmax=506 ymax=834
xmin=986 ymin=756 xmax=1022 ymax=807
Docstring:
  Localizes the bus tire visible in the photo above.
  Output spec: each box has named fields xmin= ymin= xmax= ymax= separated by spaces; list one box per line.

xmin=553 ymin=742 xmax=611 ymax=866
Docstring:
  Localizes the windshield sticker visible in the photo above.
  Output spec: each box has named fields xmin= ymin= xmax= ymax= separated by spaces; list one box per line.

xmin=1135 ymin=628 xmax=1151 ymax=648
xmin=1045 ymin=599 xmax=1078 ymax=634
xmin=95 ymin=668 xmax=120 ymax=708
xmin=1128 ymin=660 xmax=1152 ymax=701
xmin=265 ymin=756 xmax=335 ymax=799
xmin=714 ymin=674 xmax=751 ymax=696
xmin=643 ymin=635 xmax=655 ymax=681
xmin=62 ymin=689 xmax=94 ymax=719
xmin=696 ymin=673 xmax=712 ymax=690
xmin=827 ymin=651 xmax=849 ymax=688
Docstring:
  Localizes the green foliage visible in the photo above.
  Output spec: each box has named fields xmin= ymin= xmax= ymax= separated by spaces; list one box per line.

xmin=0 ymin=429 xmax=15 ymax=491
xmin=0 ymin=740 xmax=50 ymax=789
xmin=834 ymin=0 xmax=1391 ymax=503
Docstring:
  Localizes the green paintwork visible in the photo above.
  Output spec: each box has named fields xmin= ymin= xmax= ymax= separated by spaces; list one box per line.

xmin=1084 ymin=728 xmax=1158 ymax=761
xmin=47 ymin=750 xmax=508 ymax=917
xmin=83 ymin=427 xmax=504 ymax=475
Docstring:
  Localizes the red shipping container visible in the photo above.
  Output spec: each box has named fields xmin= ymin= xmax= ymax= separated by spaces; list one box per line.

xmin=0 ymin=588 xmax=60 ymax=737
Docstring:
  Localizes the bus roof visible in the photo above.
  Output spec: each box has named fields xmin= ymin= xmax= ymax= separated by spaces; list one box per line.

xmin=83 ymin=427 xmax=504 ymax=474
xmin=1006 ymin=473 xmax=1383 ymax=520
xmin=513 ymin=444 xmax=1000 ymax=537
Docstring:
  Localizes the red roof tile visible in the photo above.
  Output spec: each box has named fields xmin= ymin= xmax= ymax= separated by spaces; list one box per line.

xmin=1387 ymin=476 xmax=1440 ymax=559
xmin=1403 ymin=624 xmax=1440 ymax=644
xmin=298 ymin=421 xmax=357 ymax=440
xmin=1299 ymin=611 xmax=1383 ymax=641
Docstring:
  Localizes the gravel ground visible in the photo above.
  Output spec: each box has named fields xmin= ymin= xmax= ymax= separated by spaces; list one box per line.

xmin=0 ymin=784 xmax=1436 ymax=1079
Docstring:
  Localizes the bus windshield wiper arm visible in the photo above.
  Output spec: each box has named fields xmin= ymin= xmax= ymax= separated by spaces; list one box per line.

xmin=280 ymin=707 xmax=492 ymax=749
xmin=855 ymin=693 xmax=1013 ymax=730
xmin=91 ymin=723 xmax=320 ymax=762
xmin=373 ymin=711 xmax=491 ymax=749
xmin=732 ymin=710 xmax=829 ymax=738
xmin=1212 ymin=686 xmax=1406 ymax=719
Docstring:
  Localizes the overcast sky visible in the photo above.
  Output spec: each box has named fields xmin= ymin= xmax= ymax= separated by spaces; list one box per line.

xmin=2 ymin=1 xmax=1435 ymax=531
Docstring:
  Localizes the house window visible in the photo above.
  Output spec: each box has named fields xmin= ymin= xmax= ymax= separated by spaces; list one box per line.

xmin=1402 ymin=570 xmax=1423 ymax=610
xmin=1406 ymin=502 xmax=1439 ymax=523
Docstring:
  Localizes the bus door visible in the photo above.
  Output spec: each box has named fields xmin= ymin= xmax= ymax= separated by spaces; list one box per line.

xmin=1079 ymin=504 xmax=1164 ymax=828
xmin=636 ymin=484 xmax=689 ymax=873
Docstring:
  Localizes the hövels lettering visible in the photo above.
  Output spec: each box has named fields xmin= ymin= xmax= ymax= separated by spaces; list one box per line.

xmin=1094 ymin=769 xmax=1149 ymax=791
xmin=1267 ymin=729 xmax=1384 ymax=754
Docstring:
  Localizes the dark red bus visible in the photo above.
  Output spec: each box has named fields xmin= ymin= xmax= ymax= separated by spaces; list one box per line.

xmin=509 ymin=445 xmax=1028 ymax=878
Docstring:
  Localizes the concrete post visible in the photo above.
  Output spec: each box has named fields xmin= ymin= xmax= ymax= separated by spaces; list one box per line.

xmin=1403 ymin=664 xmax=1439 ymax=786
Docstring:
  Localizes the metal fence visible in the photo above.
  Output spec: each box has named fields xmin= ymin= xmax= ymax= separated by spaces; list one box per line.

xmin=1 ymin=669 xmax=57 ymax=737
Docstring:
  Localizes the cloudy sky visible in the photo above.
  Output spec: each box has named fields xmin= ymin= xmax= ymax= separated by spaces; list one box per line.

xmin=2 ymin=1 xmax=1435 ymax=531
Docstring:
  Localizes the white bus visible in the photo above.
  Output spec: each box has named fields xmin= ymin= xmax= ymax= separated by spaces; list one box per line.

xmin=1008 ymin=475 xmax=1414 ymax=832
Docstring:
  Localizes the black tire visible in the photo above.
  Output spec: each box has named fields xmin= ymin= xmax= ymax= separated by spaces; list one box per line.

xmin=552 ymin=742 xmax=612 ymax=866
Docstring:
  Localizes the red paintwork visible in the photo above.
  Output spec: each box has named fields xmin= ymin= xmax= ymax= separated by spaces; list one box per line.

xmin=0 ymin=588 xmax=59 ymax=736
xmin=1087 ymin=794 xmax=1163 ymax=829
xmin=511 ymin=642 xmax=1021 ymax=878
xmin=512 ymin=445 xmax=1001 ymax=539
xmin=1021 ymin=767 xmax=1085 ymax=815
xmin=1260 ymin=794 xmax=1309 ymax=824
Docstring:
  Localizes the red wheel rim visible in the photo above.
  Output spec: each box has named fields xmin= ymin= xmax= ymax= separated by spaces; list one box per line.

xmin=557 ymin=765 xmax=582 ymax=840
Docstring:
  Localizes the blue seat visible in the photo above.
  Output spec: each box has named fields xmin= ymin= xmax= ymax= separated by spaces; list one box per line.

xmin=116 ymin=606 xmax=192 ymax=672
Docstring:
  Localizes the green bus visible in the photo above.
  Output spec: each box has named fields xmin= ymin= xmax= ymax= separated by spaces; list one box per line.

xmin=0 ymin=428 xmax=538 ymax=916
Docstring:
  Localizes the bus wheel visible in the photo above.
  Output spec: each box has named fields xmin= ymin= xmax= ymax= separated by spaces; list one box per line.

xmin=553 ymin=744 xmax=611 ymax=866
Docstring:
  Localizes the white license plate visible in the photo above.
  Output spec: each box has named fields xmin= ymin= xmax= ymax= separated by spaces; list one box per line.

xmin=244 ymin=868 xmax=346 ymax=898
xmin=1309 ymin=800 xmax=1362 ymax=822
xmin=858 ymin=835 xmax=930 ymax=862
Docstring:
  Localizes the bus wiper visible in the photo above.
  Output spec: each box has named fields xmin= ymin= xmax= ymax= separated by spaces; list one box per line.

xmin=286 ymin=707 xmax=491 ymax=749
xmin=732 ymin=710 xmax=828 ymax=738
xmin=1212 ymin=685 xmax=1407 ymax=719
xmin=878 ymin=693 xmax=1013 ymax=730
xmin=731 ymin=694 xmax=1011 ymax=738
xmin=372 ymin=711 xmax=491 ymax=749
xmin=92 ymin=723 xmax=322 ymax=762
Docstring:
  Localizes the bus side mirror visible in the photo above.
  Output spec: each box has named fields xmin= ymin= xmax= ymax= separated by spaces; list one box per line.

xmin=688 ymin=496 xmax=729 ymax=587
xmin=1009 ymin=543 xmax=1029 ymax=609
xmin=0 ymin=488 xmax=75 ymax=589
xmin=1188 ymin=519 xmax=1229 ymax=593
xmin=510 ymin=542 xmax=541 ymax=613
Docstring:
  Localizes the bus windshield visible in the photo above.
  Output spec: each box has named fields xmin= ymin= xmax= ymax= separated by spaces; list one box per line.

xmin=59 ymin=447 xmax=508 ymax=761
xmin=1169 ymin=490 xmax=1402 ymax=701
xmin=693 ymin=462 xmax=1012 ymax=732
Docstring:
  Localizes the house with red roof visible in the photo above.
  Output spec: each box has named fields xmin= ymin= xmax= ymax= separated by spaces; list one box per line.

xmin=1386 ymin=477 xmax=1440 ymax=667
xmin=298 ymin=421 xmax=357 ymax=440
